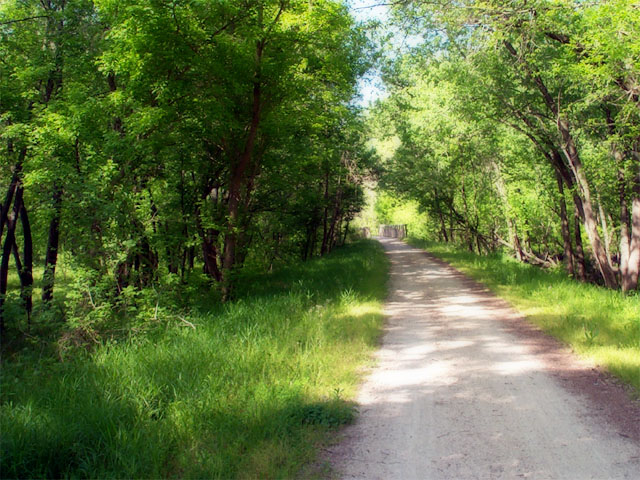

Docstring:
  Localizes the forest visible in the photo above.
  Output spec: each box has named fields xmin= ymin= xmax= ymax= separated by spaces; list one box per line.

xmin=1 ymin=0 xmax=375 ymax=331
xmin=372 ymin=0 xmax=640 ymax=293
xmin=1 ymin=0 xmax=639 ymax=478
xmin=3 ymin=0 xmax=639 ymax=338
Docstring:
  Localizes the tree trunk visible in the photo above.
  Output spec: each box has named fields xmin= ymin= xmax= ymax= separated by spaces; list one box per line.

xmin=202 ymin=234 xmax=222 ymax=282
xmin=504 ymin=40 xmax=617 ymax=287
xmin=614 ymin=141 xmax=639 ymax=291
xmin=0 ymin=186 xmax=24 ymax=330
xmin=320 ymin=170 xmax=330 ymax=255
xmin=18 ymin=201 xmax=33 ymax=323
xmin=325 ymin=181 xmax=343 ymax=255
xmin=221 ymin=41 xmax=263 ymax=300
xmin=573 ymin=203 xmax=587 ymax=282
xmin=1 ymin=149 xmax=25 ymax=241
xmin=596 ymin=191 xmax=614 ymax=273
xmin=42 ymin=185 xmax=63 ymax=303
xmin=619 ymin=172 xmax=631 ymax=289
xmin=439 ymin=210 xmax=449 ymax=242
xmin=555 ymin=171 xmax=575 ymax=276
xmin=557 ymin=117 xmax=618 ymax=288
xmin=511 ymin=222 xmax=525 ymax=262
xmin=626 ymin=166 xmax=640 ymax=291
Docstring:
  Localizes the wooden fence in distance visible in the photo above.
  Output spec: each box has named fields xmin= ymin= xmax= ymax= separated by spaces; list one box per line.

xmin=378 ymin=224 xmax=407 ymax=239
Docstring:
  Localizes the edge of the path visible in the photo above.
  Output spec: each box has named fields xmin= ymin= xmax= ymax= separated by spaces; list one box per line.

xmin=412 ymin=240 xmax=640 ymax=444
xmin=313 ymin=238 xmax=640 ymax=479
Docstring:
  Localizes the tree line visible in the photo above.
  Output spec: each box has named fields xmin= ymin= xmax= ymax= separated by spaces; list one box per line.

xmin=373 ymin=0 xmax=640 ymax=291
xmin=0 ymin=0 xmax=374 ymax=330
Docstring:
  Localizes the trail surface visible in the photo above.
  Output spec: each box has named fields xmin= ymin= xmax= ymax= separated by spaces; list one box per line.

xmin=329 ymin=238 xmax=640 ymax=479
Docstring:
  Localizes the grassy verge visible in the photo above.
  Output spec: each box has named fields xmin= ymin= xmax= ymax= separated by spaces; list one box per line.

xmin=1 ymin=240 xmax=388 ymax=479
xmin=407 ymin=238 xmax=640 ymax=394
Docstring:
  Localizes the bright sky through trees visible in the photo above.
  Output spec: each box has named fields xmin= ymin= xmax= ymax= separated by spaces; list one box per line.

xmin=350 ymin=0 xmax=388 ymax=105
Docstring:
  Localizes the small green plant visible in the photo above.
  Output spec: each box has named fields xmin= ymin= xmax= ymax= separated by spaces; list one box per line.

xmin=583 ymin=322 xmax=600 ymax=346
xmin=1 ymin=240 xmax=388 ymax=479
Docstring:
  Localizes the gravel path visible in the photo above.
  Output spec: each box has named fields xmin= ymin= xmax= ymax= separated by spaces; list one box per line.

xmin=329 ymin=238 xmax=640 ymax=479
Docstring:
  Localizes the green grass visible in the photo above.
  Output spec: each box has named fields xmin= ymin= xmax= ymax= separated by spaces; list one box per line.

xmin=407 ymin=238 xmax=640 ymax=394
xmin=1 ymin=240 xmax=389 ymax=479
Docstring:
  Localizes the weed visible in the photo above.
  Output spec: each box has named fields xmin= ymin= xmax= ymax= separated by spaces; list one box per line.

xmin=583 ymin=322 xmax=600 ymax=346
xmin=0 ymin=240 xmax=389 ymax=479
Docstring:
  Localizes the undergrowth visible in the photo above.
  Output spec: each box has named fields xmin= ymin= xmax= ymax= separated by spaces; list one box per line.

xmin=408 ymin=238 xmax=640 ymax=394
xmin=0 ymin=240 xmax=388 ymax=479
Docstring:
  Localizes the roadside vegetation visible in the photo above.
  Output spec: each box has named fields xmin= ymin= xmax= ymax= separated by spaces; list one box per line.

xmin=407 ymin=237 xmax=640 ymax=394
xmin=367 ymin=0 xmax=640 ymax=394
xmin=371 ymin=0 xmax=640 ymax=293
xmin=1 ymin=240 xmax=388 ymax=479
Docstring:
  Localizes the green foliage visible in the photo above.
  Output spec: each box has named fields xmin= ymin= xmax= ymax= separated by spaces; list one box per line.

xmin=374 ymin=191 xmax=431 ymax=239
xmin=371 ymin=0 xmax=640 ymax=291
xmin=1 ymin=0 xmax=379 ymax=332
xmin=1 ymin=240 xmax=388 ymax=478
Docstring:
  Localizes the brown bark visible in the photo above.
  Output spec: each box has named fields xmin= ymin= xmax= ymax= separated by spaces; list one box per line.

xmin=626 ymin=167 xmax=640 ymax=291
xmin=42 ymin=184 xmax=62 ymax=303
xmin=595 ymin=192 xmax=614 ymax=274
xmin=619 ymin=170 xmax=631 ymax=289
xmin=555 ymin=170 xmax=574 ymax=276
xmin=512 ymin=222 xmax=525 ymax=262
xmin=439 ymin=210 xmax=449 ymax=242
xmin=325 ymin=178 xmax=343 ymax=255
xmin=202 ymin=232 xmax=222 ymax=282
xmin=1 ymin=149 xmax=25 ymax=241
xmin=557 ymin=117 xmax=618 ymax=288
xmin=0 ymin=186 xmax=24 ymax=330
xmin=610 ymin=127 xmax=639 ymax=291
xmin=16 ymin=201 xmax=33 ymax=323
xmin=320 ymin=170 xmax=330 ymax=255
xmin=221 ymin=41 xmax=264 ymax=300
xmin=573 ymin=204 xmax=587 ymax=282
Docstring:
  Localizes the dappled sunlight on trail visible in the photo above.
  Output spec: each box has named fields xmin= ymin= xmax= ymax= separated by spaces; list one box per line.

xmin=330 ymin=238 xmax=640 ymax=480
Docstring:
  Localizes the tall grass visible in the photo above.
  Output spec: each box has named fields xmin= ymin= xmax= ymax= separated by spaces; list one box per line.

xmin=1 ymin=240 xmax=388 ymax=479
xmin=408 ymin=238 xmax=640 ymax=394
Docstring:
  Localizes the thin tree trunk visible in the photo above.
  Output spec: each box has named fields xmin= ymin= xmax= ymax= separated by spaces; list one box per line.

xmin=626 ymin=166 xmax=640 ymax=291
xmin=1 ymin=149 xmax=25 ymax=241
xmin=619 ymin=170 xmax=631 ymax=289
xmin=557 ymin=117 xmax=618 ymax=288
xmin=492 ymin=160 xmax=524 ymax=261
xmin=439 ymin=211 xmax=449 ymax=242
xmin=202 ymin=234 xmax=222 ymax=282
xmin=320 ymin=170 xmax=330 ymax=255
xmin=18 ymin=201 xmax=33 ymax=323
xmin=596 ymin=191 xmax=614 ymax=273
xmin=221 ymin=42 xmax=264 ymax=300
xmin=573 ymin=204 xmax=587 ymax=282
xmin=0 ymin=186 xmax=24 ymax=330
xmin=42 ymin=184 xmax=63 ymax=303
xmin=511 ymin=222 xmax=525 ymax=262
xmin=555 ymin=170 xmax=575 ymax=275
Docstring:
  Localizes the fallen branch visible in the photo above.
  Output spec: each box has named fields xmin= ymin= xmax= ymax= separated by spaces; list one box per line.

xmin=177 ymin=315 xmax=196 ymax=329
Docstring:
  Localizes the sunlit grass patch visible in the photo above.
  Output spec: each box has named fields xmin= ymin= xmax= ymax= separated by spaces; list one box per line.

xmin=408 ymin=238 xmax=640 ymax=394
xmin=1 ymin=240 xmax=389 ymax=479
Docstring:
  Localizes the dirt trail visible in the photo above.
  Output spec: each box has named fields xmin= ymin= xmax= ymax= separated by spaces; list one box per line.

xmin=329 ymin=238 xmax=640 ymax=479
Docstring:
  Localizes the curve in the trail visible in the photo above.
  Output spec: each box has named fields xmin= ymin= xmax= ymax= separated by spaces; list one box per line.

xmin=330 ymin=238 xmax=640 ymax=480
